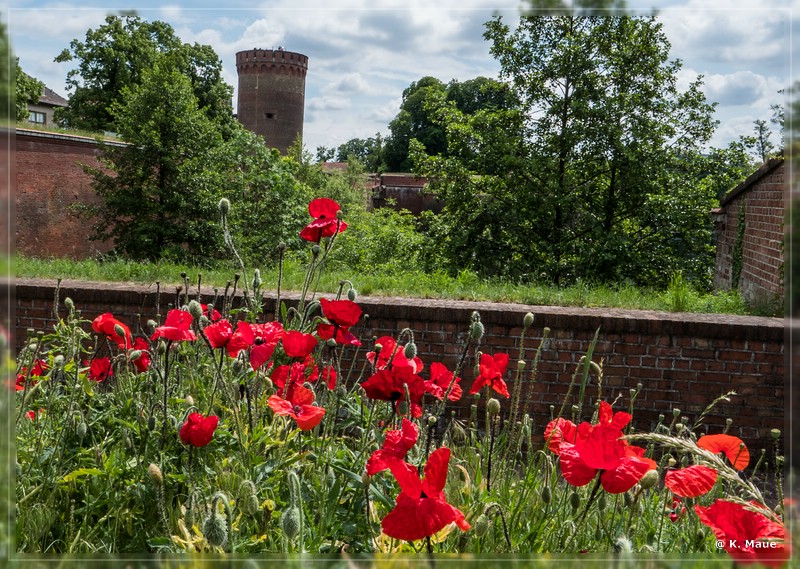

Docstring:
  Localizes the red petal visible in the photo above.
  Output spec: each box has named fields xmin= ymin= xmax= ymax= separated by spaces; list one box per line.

xmin=282 ymin=330 xmax=318 ymax=358
xmin=559 ymin=445 xmax=598 ymax=487
xmin=268 ymin=395 xmax=293 ymax=416
xmin=697 ymin=434 xmax=750 ymax=470
xmin=665 ymin=465 xmax=718 ymax=497
xmin=204 ymin=319 xmax=232 ymax=349
xmin=544 ymin=417 xmax=578 ymax=454
xmin=422 ymin=447 xmax=451 ymax=496
xmin=164 ymin=309 xmax=193 ymax=330
xmin=600 ymin=456 xmax=653 ymax=494
xmin=295 ymin=404 xmax=325 ymax=430
xmin=308 ymin=197 xmax=340 ymax=219
xmin=319 ymin=298 xmax=362 ymax=327
xmin=388 ymin=461 xmax=423 ymax=499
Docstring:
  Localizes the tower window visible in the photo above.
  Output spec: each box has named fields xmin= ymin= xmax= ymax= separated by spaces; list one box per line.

xmin=265 ymin=112 xmax=275 ymax=119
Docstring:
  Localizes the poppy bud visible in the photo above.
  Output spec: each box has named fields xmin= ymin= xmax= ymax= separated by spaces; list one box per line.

xmin=53 ymin=355 xmax=64 ymax=369
xmin=185 ymin=395 xmax=194 ymax=407
xmin=639 ymin=469 xmax=659 ymax=490
xmin=474 ymin=514 xmax=490 ymax=537
xmin=188 ymin=300 xmax=203 ymax=321
xmin=362 ymin=471 xmax=372 ymax=487
xmin=668 ymin=457 xmax=676 ymax=468
xmin=569 ymin=491 xmax=580 ymax=511
xmin=127 ymin=350 xmax=142 ymax=362
xmin=281 ymin=507 xmax=301 ymax=540
xmin=264 ymin=378 xmax=274 ymax=391
xmin=147 ymin=319 xmax=158 ymax=331
xmin=487 ymin=398 xmax=501 ymax=417
xmin=623 ymin=491 xmax=634 ymax=508
xmin=64 ymin=297 xmax=74 ymax=311
xmin=403 ymin=342 xmax=417 ymax=360
xmin=517 ymin=359 xmax=525 ymax=372
xmin=203 ymin=513 xmax=228 ymax=548
xmin=232 ymin=356 xmax=245 ymax=375
xmin=598 ymin=492 xmax=607 ymax=511
xmin=218 ymin=198 xmax=230 ymax=215
xmin=311 ymin=244 xmax=321 ymax=257
xmin=347 ymin=288 xmax=357 ymax=301
xmin=523 ymin=312 xmax=534 ymax=329
xmin=470 ymin=320 xmax=484 ymax=341
xmin=147 ymin=415 xmax=157 ymax=431
xmin=541 ymin=486 xmax=552 ymax=505
xmin=157 ymin=341 xmax=167 ymax=355
xmin=326 ymin=338 xmax=337 ymax=348
xmin=76 ymin=421 xmax=87 ymax=440
xmin=147 ymin=463 xmax=163 ymax=485
xmin=594 ymin=527 xmax=602 ymax=541
xmin=277 ymin=241 xmax=287 ymax=252
xmin=246 ymin=494 xmax=260 ymax=516
xmin=396 ymin=401 xmax=409 ymax=416
xmin=114 ymin=324 xmax=127 ymax=340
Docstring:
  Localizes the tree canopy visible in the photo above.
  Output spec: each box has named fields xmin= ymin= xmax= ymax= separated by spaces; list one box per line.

xmin=55 ymin=14 xmax=235 ymax=136
xmin=15 ymin=59 xmax=43 ymax=122
xmin=413 ymin=15 xmax=719 ymax=288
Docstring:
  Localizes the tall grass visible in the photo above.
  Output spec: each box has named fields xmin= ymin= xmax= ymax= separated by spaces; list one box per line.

xmin=13 ymin=254 xmax=763 ymax=315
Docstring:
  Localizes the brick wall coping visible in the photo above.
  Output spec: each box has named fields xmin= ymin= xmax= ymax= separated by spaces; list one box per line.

xmin=14 ymin=277 xmax=784 ymax=341
xmin=16 ymin=127 xmax=128 ymax=148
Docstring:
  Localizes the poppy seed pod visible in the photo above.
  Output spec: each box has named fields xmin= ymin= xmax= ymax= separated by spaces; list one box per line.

xmin=541 ymin=486 xmax=552 ymax=505
xmin=396 ymin=401 xmax=409 ymax=416
xmin=185 ymin=395 xmax=195 ymax=407
xmin=326 ymin=338 xmax=337 ymax=347
xmin=672 ymin=408 xmax=681 ymax=418
xmin=487 ymin=398 xmax=501 ymax=417
xmin=311 ymin=244 xmax=321 ymax=257
xmin=218 ymin=198 xmax=230 ymax=215
xmin=147 ymin=319 xmax=158 ymax=331
xmin=203 ymin=513 xmax=228 ymax=548
xmin=639 ymin=469 xmax=659 ymax=490
xmin=147 ymin=415 xmax=157 ymax=432
xmin=347 ymin=288 xmax=357 ymax=301
xmin=523 ymin=312 xmax=534 ymax=329
xmin=281 ymin=507 xmax=301 ymax=540
xmin=771 ymin=428 xmax=781 ymax=440
xmin=427 ymin=415 xmax=437 ymax=427
xmin=470 ymin=320 xmax=484 ymax=341
xmin=362 ymin=471 xmax=372 ymax=487
xmin=517 ymin=359 xmax=525 ymax=372
xmin=403 ymin=342 xmax=417 ymax=360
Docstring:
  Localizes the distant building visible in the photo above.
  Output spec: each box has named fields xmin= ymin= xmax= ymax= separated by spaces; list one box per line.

xmin=27 ymin=86 xmax=68 ymax=127
xmin=235 ymin=49 xmax=308 ymax=154
xmin=712 ymin=157 xmax=785 ymax=307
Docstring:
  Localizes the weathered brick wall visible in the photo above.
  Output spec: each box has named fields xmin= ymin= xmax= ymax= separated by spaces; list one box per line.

xmin=713 ymin=158 xmax=785 ymax=304
xmin=14 ymin=278 xmax=787 ymax=461
xmin=15 ymin=129 xmax=118 ymax=259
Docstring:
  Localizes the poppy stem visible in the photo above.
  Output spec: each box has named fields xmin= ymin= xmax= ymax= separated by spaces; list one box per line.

xmin=161 ymin=340 xmax=173 ymax=449
xmin=487 ymin=415 xmax=498 ymax=491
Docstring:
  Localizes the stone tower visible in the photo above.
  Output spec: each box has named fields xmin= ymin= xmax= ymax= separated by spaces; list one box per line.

xmin=235 ymin=48 xmax=308 ymax=154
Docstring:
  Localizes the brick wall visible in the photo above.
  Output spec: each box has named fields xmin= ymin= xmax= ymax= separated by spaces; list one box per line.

xmin=15 ymin=128 xmax=119 ymax=259
xmin=13 ymin=278 xmax=787 ymax=462
xmin=713 ymin=158 xmax=785 ymax=305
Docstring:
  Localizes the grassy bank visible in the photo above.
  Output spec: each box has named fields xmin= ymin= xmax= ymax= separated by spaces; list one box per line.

xmin=13 ymin=254 xmax=772 ymax=315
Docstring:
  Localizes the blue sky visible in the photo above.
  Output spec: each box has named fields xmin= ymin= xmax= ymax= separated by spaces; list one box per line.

xmin=5 ymin=0 xmax=796 ymax=155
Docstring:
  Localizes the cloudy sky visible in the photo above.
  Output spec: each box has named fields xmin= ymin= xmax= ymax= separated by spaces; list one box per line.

xmin=5 ymin=0 xmax=796 ymax=155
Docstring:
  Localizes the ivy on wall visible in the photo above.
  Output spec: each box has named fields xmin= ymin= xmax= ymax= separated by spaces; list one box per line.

xmin=731 ymin=202 xmax=746 ymax=290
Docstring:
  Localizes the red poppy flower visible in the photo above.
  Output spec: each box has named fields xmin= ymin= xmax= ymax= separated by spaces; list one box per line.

xmin=424 ymin=362 xmax=462 ymax=401
xmin=225 ymin=321 xmax=255 ymax=357
xmin=551 ymin=402 xmax=656 ymax=494
xmin=367 ymin=336 xmax=423 ymax=373
xmin=179 ymin=412 xmax=219 ymax=447
xmin=87 ymin=357 xmax=113 ymax=382
xmin=664 ymin=464 xmax=718 ymax=498
xmin=92 ymin=312 xmax=132 ymax=349
xmin=249 ymin=322 xmax=284 ymax=370
xmin=320 ymin=298 xmax=362 ymax=327
xmin=271 ymin=361 xmax=319 ymax=396
xmin=131 ymin=337 xmax=151 ymax=373
xmin=361 ymin=366 xmax=427 ymax=418
xmin=26 ymin=409 xmax=44 ymax=420
xmin=203 ymin=319 xmax=233 ymax=349
xmin=695 ymin=500 xmax=789 ymax=567
xmin=668 ymin=496 xmax=687 ymax=523
xmin=366 ymin=418 xmax=419 ymax=475
xmin=151 ymin=309 xmax=196 ymax=342
xmin=201 ymin=304 xmax=222 ymax=322
xmin=321 ymin=365 xmax=337 ymax=390
xmin=299 ymin=198 xmax=348 ymax=242
xmin=268 ymin=383 xmax=326 ymax=430
xmin=697 ymin=434 xmax=750 ymax=471
xmin=282 ymin=330 xmax=319 ymax=358
xmin=381 ymin=447 xmax=470 ymax=542
xmin=469 ymin=353 xmax=510 ymax=397
xmin=15 ymin=359 xmax=48 ymax=391
xmin=543 ymin=417 xmax=579 ymax=454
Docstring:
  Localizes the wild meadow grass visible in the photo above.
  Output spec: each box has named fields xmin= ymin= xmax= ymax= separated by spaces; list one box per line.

xmin=14 ymin=254 xmax=763 ymax=316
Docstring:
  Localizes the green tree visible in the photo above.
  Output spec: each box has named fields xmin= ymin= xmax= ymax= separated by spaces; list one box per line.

xmin=84 ymin=58 xmax=226 ymax=261
xmin=54 ymin=14 xmax=235 ymax=136
xmin=336 ymin=133 xmax=386 ymax=172
xmin=14 ymin=59 xmax=43 ymax=122
xmin=416 ymin=15 xmax=718 ymax=288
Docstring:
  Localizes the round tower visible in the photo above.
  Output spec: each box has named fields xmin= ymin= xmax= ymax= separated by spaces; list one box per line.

xmin=235 ymin=48 xmax=308 ymax=154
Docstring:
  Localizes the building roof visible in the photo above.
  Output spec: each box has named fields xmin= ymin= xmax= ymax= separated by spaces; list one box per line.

xmin=38 ymin=86 xmax=68 ymax=108
xmin=719 ymin=157 xmax=784 ymax=208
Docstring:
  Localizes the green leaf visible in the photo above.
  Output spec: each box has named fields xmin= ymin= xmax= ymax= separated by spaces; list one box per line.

xmin=60 ymin=467 xmax=104 ymax=483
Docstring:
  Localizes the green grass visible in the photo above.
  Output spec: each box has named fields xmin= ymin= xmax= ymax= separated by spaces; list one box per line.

xmin=13 ymin=254 xmax=767 ymax=315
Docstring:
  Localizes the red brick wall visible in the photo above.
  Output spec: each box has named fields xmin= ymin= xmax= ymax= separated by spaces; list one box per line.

xmin=15 ymin=129 xmax=117 ymax=259
xmin=713 ymin=159 xmax=785 ymax=304
xmin=14 ymin=278 xmax=786 ymax=461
